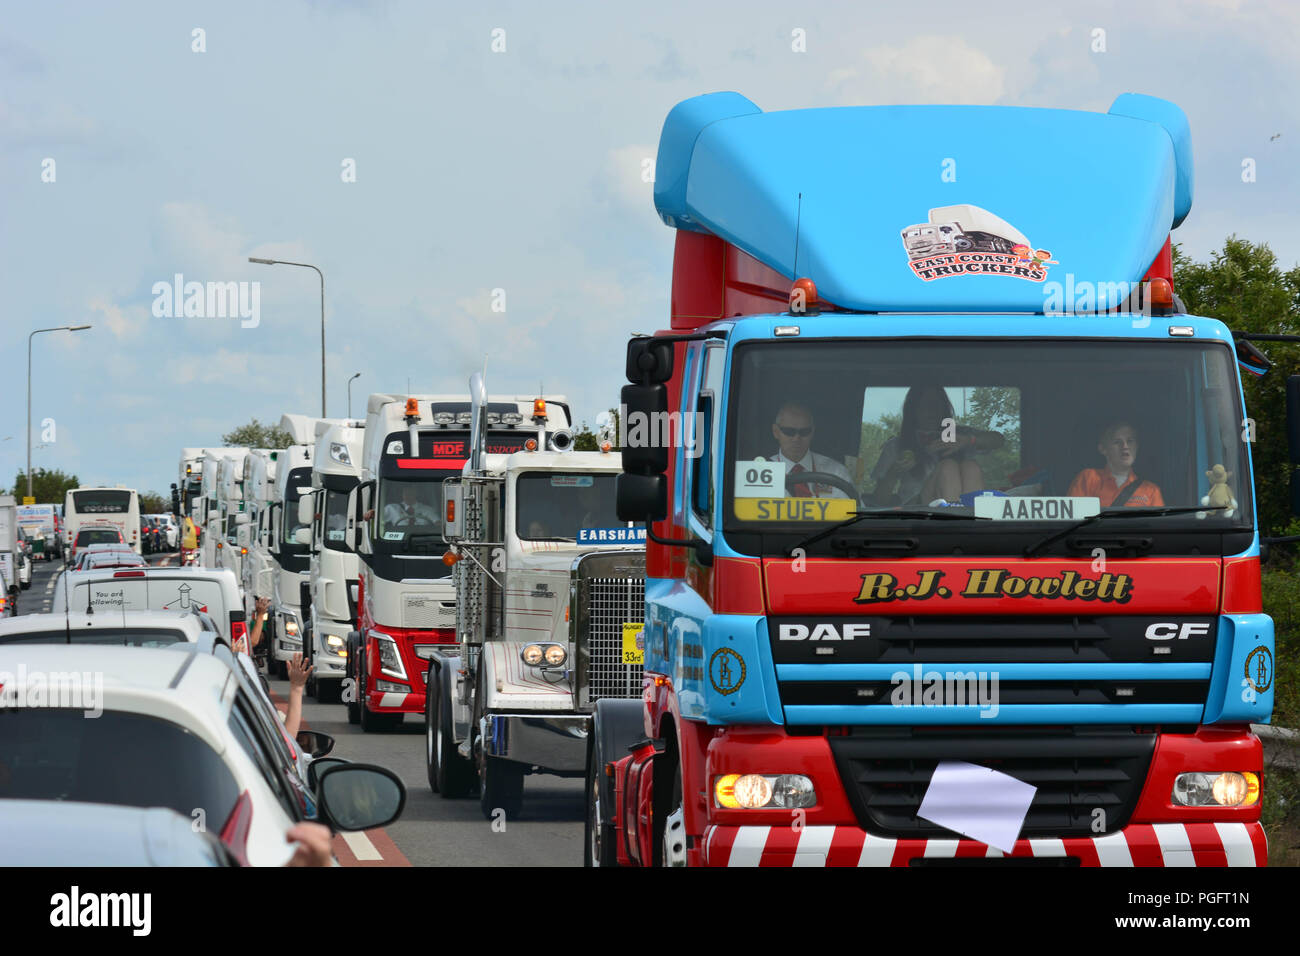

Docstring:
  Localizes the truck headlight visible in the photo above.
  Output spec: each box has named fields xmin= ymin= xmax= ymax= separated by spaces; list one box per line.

xmin=1171 ymin=772 xmax=1260 ymax=807
xmin=715 ymin=773 xmax=816 ymax=809
xmin=520 ymin=643 xmax=566 ymax=667
xmin=326 ymin=634 xmax=344 ymax=648
xmin=284 ymin=619 xmax=299 ymax=636
xmin=375 ymin=634 xmax=405 ymax=678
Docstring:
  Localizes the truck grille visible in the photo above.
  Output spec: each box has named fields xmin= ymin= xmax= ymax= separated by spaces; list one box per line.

xmin=573 ymin=551 xmax=645 ymax=709
xmin=828 ymin=728 xmax=1157 ymax=838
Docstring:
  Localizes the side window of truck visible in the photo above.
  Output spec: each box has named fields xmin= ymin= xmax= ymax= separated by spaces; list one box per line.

xmin=691 ymin=344 xmax=725 ymax=528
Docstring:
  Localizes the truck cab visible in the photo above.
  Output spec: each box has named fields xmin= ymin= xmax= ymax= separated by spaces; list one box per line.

xmin=344 ymin=390 xmax=573 ymax=732
xmin=302 ymin=417 xmax=365 ymax=702
xmin=596 ymin=92 xmax=1280 ymax=868
xmin=424 ymin=383 xmax=645 ymax=817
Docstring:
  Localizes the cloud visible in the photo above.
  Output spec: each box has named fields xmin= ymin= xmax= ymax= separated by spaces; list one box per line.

xmin=828 ymin=35 xmax=1007 ymax=106
xmin=602 ymin=144 xmax=658 ymax=210
xmin=87 ymin=296 xmax=149 ymax=342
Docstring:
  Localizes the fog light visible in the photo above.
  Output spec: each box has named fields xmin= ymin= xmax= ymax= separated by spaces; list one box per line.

xmin=1172 ymin=771 xmax=1260 ymax=807
xmin=375 ymin=679 xmax=406 ymax=693
xmin=521 ymin=644 xmax=544 ymax=666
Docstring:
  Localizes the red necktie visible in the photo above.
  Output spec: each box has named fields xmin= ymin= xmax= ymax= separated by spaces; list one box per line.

xmin=790 ymin=463 xmax=812 ymax=497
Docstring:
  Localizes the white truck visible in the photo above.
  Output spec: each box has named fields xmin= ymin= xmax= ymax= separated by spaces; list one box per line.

xmin=421 ymin=374 xmax=646 ymax=819
xmin=242 ymin=448 xmax=280 ymax=667
xmin=342 ymin=387 xmax=574 ymax=732
xmin=18 ymin=503 xmax=60 ymax=561
xmin=262 ymin=415 xmax=323 ymax=679
xmin=199 ymin=449 xmax=246 ymax=569
xmin=0 ymin=497 xmax=20 ymax=615
xmin=213 ymin=450 xmax=252 ymax=579
xmin=299 ymin=417 xmax=366 ymax=702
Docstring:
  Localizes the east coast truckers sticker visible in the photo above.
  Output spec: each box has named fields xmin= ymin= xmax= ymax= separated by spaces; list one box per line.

xmin=900 ymin=203 xmax=1057 ymax=283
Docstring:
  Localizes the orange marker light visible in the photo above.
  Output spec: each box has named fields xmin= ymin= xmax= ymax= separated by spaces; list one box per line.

xmin=533 ymin=398 xmax=547 ymax=420
xmin=525 ymin=438 xmax=538 ymax=451
xmin=442 ymin=550 xmax=460 ymax=567
xmin=790 ymin=277 xmax=819 ymax=314
xmin=1147 ymin=277 xmax=1174 ymax=311
xmin=404 ymin=397 xmax=420 ymax=417
xmin=445 ymin=500 xmax=455 ymax=524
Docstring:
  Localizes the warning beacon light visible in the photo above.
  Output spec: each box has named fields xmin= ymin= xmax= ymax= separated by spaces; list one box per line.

xmin=532 ymin=398 xmax=547 ymax=422
xmin=789 ymin=277 xmax=820 ymax=315
xmin=404 ymin=397 xmax=420 ymax=419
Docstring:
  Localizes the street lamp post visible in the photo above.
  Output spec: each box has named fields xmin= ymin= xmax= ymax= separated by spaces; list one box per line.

xmin=347 ymin=372 xmax=361 ymax=419
xmin=28 ymin=325 xmax=91 ymax=499
xmin=249 ymin=257 xmax=326 ymax=416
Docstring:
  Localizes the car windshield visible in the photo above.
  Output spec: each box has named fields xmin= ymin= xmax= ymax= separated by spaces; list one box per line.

xmin=0 ymin=709 xmax=239 ymax=823
xmin=514 ymin=473 xmax=621 ymax=540
xmin=724 ymin=339 xmax=1251 ymax=545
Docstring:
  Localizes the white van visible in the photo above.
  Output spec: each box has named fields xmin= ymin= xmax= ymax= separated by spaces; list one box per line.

xmin=65 ymin=486 xmax=142 ymax=556
xmin=53 ymin=566 xmax=247 ymax=648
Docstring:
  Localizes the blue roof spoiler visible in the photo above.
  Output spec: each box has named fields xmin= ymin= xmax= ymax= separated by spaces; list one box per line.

xmin=1107 ymin=93 xmax=1194 ymax=228
xmin=654 ymin=92 xmax=761 ymax=232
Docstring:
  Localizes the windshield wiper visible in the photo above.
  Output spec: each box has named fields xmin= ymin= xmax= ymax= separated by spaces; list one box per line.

xmin=1023 ymin=505 xmax=1228 ymax=559
xmin=790 ymin=508 xmax=977 ymax=556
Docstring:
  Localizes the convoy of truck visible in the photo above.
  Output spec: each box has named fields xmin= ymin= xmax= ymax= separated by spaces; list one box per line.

xmin=53 ymin=87 xmax=1273 ymax=869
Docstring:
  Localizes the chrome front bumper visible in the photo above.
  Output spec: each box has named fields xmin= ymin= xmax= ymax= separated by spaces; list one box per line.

xmin=482 ymin=714 xmax=590 ymax=773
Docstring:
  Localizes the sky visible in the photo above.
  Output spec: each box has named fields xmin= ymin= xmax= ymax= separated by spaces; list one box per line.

xmin=1 ymin=0 xmax=1297 ymax=495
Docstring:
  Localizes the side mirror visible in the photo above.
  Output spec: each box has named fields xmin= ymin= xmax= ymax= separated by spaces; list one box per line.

xmin=295 ymin=729 xmax=335 ymax=759
xmin=235 ymin=512 xmax=251 ymax=526
xmin=308 ymin=756 xmax=349 ymax=791
xmin=348 ymin=482 xmax=373 ymax=555
xmin=625 ymin=336 xmax=675 ymax=385
xmin=293 ymin=527 xmax=312 ymax=546
xmin=316 ymin=763 xmax=406 ymax=832
xmin=617 ymin=473 xmax=668 ymax=522
xmin=297 ymin=494 xmax=315 ymax=527
xmin=620 ymin=383 xmax=669 ymax=474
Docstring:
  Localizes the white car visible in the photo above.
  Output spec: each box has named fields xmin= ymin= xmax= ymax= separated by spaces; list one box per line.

xmin=54 ymin=566 xmax=247 ymax=648
xmin=0 ymin=609 xmax=220 ymax=648
xmin=150 ymin=513 xmax=179 ymax=550
xmin=0 ymin=644 xmax=406 ymax=865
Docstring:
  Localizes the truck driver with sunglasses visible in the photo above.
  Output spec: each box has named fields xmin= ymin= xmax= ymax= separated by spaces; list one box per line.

xmin=770 ymin=402 xmax=855 ymax=498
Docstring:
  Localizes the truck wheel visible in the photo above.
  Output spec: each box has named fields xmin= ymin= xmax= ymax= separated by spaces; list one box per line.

xmin=584 ymin=732 xmax=617 ymax=867
xmin=658 ymin=762 xmax=687 ymax=867
xmin=478 ymin=753 xmax=524 ymax=822
xmin=345 ymin=639 xmax=361 ymax=725
xmin=429 ymin=667 xmax=474 ymax=798
xmin=425 ymin=674 xmax=441 ymax=794
xmin=358 ymin=653 xmax=402 ymax=733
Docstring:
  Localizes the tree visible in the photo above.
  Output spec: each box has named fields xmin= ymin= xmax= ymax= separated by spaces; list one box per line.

xmin=573 ymin=408 xmax=621 ymax=451
xmin=139 ymin=492 xmax=169 ymax=514
xmin=223 ymin=418 xmax=293 ymax=449
xmin=11 ymin=468 xmax=80 ymax=503
xmin=1173 ymin=237 xmax=1300 ymax=535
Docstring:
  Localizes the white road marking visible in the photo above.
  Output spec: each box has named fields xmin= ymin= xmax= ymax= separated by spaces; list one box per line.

xmin=340 ymin=830 xmax=382 ymax=861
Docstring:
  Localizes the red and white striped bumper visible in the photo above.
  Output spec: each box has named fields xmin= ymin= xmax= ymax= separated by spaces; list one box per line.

xmin=703 ymin=822 xmax=1266 ymax=867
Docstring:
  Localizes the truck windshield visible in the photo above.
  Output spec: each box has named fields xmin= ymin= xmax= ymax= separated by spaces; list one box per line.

xmin=376 ymin=477 xmax=447 ymax=553
xmin=515 ymin=473 xmax=620 ymax=540
xmin=724 ymin=338 xmax=1251 ymax=547
xmin=323 ymin=489 xmax=351 ymax=551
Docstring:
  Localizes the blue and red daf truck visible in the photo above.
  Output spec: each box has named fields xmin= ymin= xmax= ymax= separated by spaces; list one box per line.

xmin=589 ymin=92 xmax=1296 ymax=867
